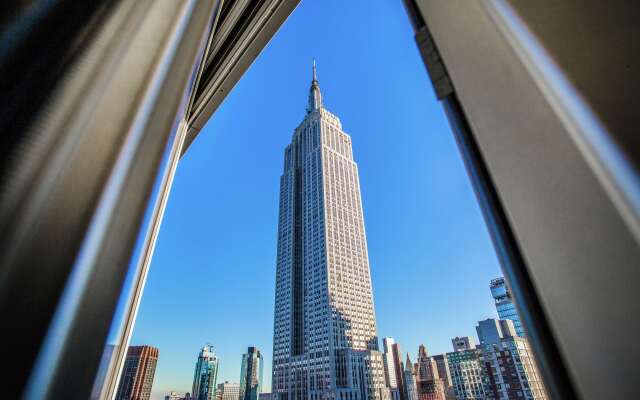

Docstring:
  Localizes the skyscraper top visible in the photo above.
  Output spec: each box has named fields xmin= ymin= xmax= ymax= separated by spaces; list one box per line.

xmin=307 ymin=59 xmax=323 ymax=113
xmin=312 ymin=58 xmax=317 ymax=82
xmin=405 ymin=353 xmax=414 ymax=372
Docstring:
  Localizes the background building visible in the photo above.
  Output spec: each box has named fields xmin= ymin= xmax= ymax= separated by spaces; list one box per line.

xmin=259 ymin=393 xmax=273 ymax=400
xmin=445 ymin=349 xmax=485 ymax=400
xmin=240 ymin=347 xmax=264 ymax=400
xmin=477 ymin=319 xmax=547 ymax=399
xmin=403 ymin=355 xmax=418 ymax=400
xmin=415 ymin=345 xmax=445 ymax=400
xmin=192 ymin=345 xmax=219 ymax=400
xmin=271 ymin=64 xmax=388 ymax=400
xmin=115 ymin=345 xmax=159 ymax=400
xmin=490 ymin=278 xmax=525 ymax=337
xmin=165 ymin=392 xmax=192 ymax=400
xmin=431 ymin=355 xmax=454 ymax=400
xmin=451 ymin=337 xmax=475 ymax=352
xmin=216 ymin=382 xmax=240 ymax=400
xmin=383 ymin=338 xmax=404 ymax=400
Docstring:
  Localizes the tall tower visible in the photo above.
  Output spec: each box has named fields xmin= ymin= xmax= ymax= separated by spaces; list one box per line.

xmin=192 ymin=345 xmax=220 ymax=400
xmin=272 ymin=62 xmax=388 ymax=400
xmin=240 ymin=347 xmax=264 ymax=400
xmin=115 ymin=345 xmax=159 ymax=400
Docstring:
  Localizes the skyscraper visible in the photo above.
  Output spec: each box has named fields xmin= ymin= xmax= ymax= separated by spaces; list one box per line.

xmin=403 ymin=355 xmax=417 ymax=400
xmin=272 ymin=62 xmax=388 ymax=400
xmin=476 ymin=319 xmax=547 ymax=399
xmin=490 ymin=277 xmax=525 ymax=337
xmin=240 ymin=347 xmax=264 ymax=400
xmin=382 ymin=338 xmax=402 ymax=400
xmin=414 ymin=345 xmax=445 ymax=400
xmin=115 ymin=345 xmax=159 ymax=400
xmin=192 ymin=345 xmax=219 ymax=400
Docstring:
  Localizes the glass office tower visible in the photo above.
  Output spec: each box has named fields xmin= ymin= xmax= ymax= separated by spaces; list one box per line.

xmin=490 ymin=278 xmax=525 ymax=337
xmin=240 ymin=347 xmax=264 ymax=400
xmin=192 ymin=345 xmax=219 ymax=400
xmin=272 ymin=63 xmax=388 ymax=400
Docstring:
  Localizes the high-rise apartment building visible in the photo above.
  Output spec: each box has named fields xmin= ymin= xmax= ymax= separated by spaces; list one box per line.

xmin=414 ymin=345 xmax=445 ymax=400
xmin=382 ymin=338 xmax=404 ymax=400
xmin=445 ymin=349 xmax=485 ymax=400
xmin=240 ymin=347 xmax=264 ymax=400
xmin=115 ymin=345 xmax=159 ymax=400
xmin=403 ymin=355 xmax=418 ymax=400
xmin=216 ymin=382 xmax=240 ymax=400
xmin=476 ymin=319 xmax=547 ymax=399
xmin=192 ymin=345 xmax=219 ymax=400
xmin=451 ymin=336 xmax=475 ymax=352
xmin=490 ymin=278 xmax=525 ymax=337
xmin=271 ymin=63 xmax=388 ymax=400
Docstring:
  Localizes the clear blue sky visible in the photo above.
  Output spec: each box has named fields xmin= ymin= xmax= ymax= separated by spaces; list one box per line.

xmin=131 ymin=1 xmax=502 ymax=398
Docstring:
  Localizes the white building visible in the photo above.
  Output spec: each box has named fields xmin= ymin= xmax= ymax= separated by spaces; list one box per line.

xmin=451 ymin=337 xmax=475 ymax=352
xmin=216 ymin=382 xmax=240 ymax=400
xmin=272 ymin=63 xmax=388 ymax=400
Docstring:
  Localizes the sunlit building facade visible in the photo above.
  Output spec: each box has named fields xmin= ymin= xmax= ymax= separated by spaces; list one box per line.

xmin=446 ymin=349 xmax=485 ymax=400
xmin=192 ymin=345 xmax=219 ymax=400
xmin=382 ymin=338 xmax=402 ymax=400
xmin=477 ymin=319 xmax=547 ymax=400
xmin=272 ymin=63 xmax=388 ymax=400
xmin=115 ymin=345 xmax=159 ymax=400
xmin=415 ymin=345 xmax=445 ymax=400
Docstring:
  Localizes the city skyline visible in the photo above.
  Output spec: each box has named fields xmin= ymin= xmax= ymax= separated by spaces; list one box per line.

xmin=130 ymin=1 xmax=503 ymax=398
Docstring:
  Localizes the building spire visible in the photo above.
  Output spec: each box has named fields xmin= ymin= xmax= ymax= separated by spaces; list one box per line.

xmin=307 ymin=58 xmax=323 ymax=113
xmin=405 ymin=353 xmax=414 ymax=372
xmin=312 ymin=58 xmax=317 ymax=82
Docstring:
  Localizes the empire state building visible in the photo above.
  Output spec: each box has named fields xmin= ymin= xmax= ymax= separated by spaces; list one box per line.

xmin=272 ymin=63 xmax=388 ymax=400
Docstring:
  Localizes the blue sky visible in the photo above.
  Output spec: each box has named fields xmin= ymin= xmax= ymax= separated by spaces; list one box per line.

xmin=131 ymin=1 xmax=502 ymax=398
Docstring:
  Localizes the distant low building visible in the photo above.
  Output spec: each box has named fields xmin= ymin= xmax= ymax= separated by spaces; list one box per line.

xmin=115 ymin=345 xmax=159 ymax=400
xmin=165 ymin=392 xmax=192 ymax=400
xmin=216 ymin=382 xmax=239 ymax=400
xmin=258 ymin=393 xmax=272 ymax=400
